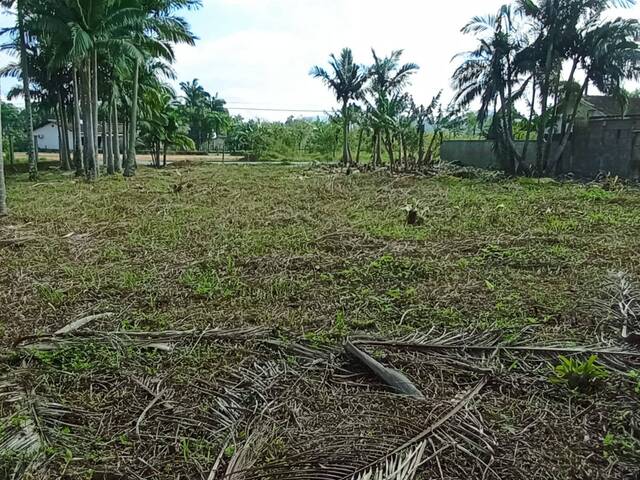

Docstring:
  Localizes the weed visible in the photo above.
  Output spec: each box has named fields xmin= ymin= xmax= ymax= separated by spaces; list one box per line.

xmin=551 ymin=355 xmax=608 ymax=392
xmin=35 ymin=284 xmax=66 ymax=307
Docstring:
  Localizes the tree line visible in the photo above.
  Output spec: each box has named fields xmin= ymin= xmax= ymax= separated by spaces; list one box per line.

xmin=312 ymin=0 xmax=640 ymax=175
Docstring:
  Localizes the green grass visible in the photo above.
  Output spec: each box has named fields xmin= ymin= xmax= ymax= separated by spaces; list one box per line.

xmin=2 ymin=164 xmax=640 ymax=343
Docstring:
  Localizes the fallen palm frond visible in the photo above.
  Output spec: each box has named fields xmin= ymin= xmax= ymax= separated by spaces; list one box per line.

xmin=15 ymin=326 xmax=272 ymax=351
xmin=351 ymin=328 xmax=640 ymax=375
xmin=602 ymin=272 xmax=640 ymax=344
xmin=344 ymin=341 xmax=424 ymax=399
xmin=54 ymin=312 xmax=115 ymax=335
xmin=0 ymin=371 xmax=78 ymax=479
xmin=217 ymin=378 xmax=492 ymax=480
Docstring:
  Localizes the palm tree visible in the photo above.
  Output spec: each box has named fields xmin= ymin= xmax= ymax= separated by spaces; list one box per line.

xmin=311 ymin=48 xmax=368 ymax=167
xmin=0 ymin=0 xmax=38 ymax=180
xmin=453 ymin=5 xmax=527 ymax=173
xmin=515 ymin=0 xmax=638 ymax=172
xmin=0 ymin=80 xmax=6 ymax=216
xmin=365 ymin=49 xmax=419 ymax=169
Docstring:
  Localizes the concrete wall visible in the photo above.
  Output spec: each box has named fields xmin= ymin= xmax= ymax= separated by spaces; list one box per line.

xmin=442 ymin=116 xmax=640 ymax=178
xmin=441 ymin=140 xmax=538 ymax=171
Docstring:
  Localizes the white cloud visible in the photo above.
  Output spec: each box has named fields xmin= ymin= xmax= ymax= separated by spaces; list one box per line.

xmin=173 ymin=0 xmax=640 ymax=121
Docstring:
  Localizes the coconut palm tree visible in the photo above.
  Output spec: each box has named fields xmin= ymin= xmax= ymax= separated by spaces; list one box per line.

xmin=0 ymin=80 xmax=6 ymax=216
xmin=310 ymin=48 xmax=368 ymax=167
xmin=453 ymin=5 xmax=528 ymax=173
xmin=0 ymin=0 xmax=38 ymax=180
xmin=515 ymin=0 xmax=638 ymax=172
xmin=365 ymin=49 xmax=419 ymax=168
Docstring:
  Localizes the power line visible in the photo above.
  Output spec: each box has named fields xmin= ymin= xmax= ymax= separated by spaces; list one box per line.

xmin=225 ymin=106 xmax=329 ymax=113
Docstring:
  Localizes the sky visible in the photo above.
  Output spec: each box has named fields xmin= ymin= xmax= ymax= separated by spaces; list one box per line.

xmin=1 ymin=0 xmax=639 ymax=121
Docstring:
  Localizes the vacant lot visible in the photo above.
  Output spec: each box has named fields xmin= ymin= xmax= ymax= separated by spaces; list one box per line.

xmin=1 ymin=164 xmax=639 ymax=479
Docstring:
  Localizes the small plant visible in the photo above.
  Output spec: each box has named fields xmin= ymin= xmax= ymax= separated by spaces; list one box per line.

xmin=628 ymin=370 xmax=640 ymax=395
xmin=402 ymin=203 xmax=424 ymax=226
xmin=551 ymin=355 xmax=608 ymax=392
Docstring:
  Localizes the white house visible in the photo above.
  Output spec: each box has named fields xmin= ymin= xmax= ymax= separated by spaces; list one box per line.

xmin=34 ymin=120 xmax=73 ymax=151
xmin=34 ymin=120 xmax=124 ymax=152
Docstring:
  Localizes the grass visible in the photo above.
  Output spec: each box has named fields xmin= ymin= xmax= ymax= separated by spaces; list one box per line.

xmin=2 ymin=164 xmax=640 ymax=342
xmin=1 ymin=163 xmax=640 ymax=478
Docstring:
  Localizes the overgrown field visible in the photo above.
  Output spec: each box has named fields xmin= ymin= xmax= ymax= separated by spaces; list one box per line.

xmin=1 ymin=164 xmax=639 ymax=479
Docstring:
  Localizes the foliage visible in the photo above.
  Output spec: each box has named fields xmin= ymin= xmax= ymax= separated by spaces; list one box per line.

xmin=551 ymin=355 xmax=609 ymax=391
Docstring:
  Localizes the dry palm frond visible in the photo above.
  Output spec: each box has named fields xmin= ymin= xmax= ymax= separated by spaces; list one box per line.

xmin=352 ymin=441 xmax=426 ymax=480
xmin=220 ymin=378 xmax=492 ymax=480
xmin=0 ymin=372 xmax=77 ymax=479
xmin=344 ymin=341 xmax=424 ymax=399
xmin=352 ymin=329 xmax=640 ymax=375
xmin=54 ymin=312 xmax=115 ymax=335
xmin=602 ymin=272 xmax=640 ymax=343
xmin=16 ymin=326 xmax=272 ymax=351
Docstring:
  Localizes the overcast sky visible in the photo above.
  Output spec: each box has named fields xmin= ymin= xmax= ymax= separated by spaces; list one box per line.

xmin=1 ymin=0 xmax=639 ymax=120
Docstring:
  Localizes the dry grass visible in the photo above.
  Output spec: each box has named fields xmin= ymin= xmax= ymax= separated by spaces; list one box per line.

xmin=1 ymin=164 xmax=639 ymax=478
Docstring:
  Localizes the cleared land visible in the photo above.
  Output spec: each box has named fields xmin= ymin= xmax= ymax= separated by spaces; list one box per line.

xmin=1 ymin=164 xmax=639 ymax=479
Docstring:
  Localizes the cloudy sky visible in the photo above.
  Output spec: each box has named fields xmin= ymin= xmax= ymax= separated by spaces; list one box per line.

xmin=1 ymin=0 xmax=639 ymax=120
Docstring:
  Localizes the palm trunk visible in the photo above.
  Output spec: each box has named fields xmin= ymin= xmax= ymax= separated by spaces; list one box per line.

xmin=163 ymin=143 xmax=168 ymax=168
xmin=112 ymin=99 xmax=121 ymax=172
xmin=106 ymin=114 xmax=113 ymax=174
xmin=417 ymin=123 xmax=425 ymax=167
xmin=355 ymin=128 xmax=364 ymax=165
xmin=58 ymin=91 xmax=71 ymax=171
xmin=521 ymin=79 xmax=537 ymax=167
xmin=341 ymin=100 xmax=351 ymax=168
xmin=72 ymin=68 xmax=83 ymax=176
xmin=124 ymin=60 xmax=139 ymax=177
xmin=9 ymin=136 xmax=15 ymax=171
xmin=93 ymin=50 xmax=99 ymax=166
xmin=55 ymin=106 xmax=64 ymax=167
xmin=548 ymin=77 xmax=589 ymax=173
xmin=100 ymin=119 xmax=106 ymax=170
xmin=17 ymin=1 xmax=37 ymax=180
xmin=384 ymin=130 xmax=395 ymax=169
xmin=426 ymin=132 xmax=438 ymax=165
xmin=0 ymin=80 xmax=7 ymax=216
xmin=80 ymin=60 xmax=97 ymax=180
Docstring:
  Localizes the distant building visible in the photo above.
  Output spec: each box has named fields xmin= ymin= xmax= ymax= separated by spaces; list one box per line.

xmin=34 ymin=120 xmax=123 ymax=152
xmin=34 ymin=120 xmax=73 ymax=151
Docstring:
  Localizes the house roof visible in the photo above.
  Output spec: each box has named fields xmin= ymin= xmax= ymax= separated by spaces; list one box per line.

xmin=34 ymin=119 xmax=58 ymax=130
xmin=582 ymin=95 xmax=640 ymax=117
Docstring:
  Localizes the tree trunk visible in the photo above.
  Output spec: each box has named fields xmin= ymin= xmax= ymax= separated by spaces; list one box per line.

xmin=106 ymin=114 xmax=114 ymax=174
xmin=124 ymin=60 xmax=139 ymax=177
xmin=341 ymin=100 xmax=351 ymax=168
xmin=102 ymin=120 xmax=107 ymax=167
xmin=72 ymin=68 xmax=83 ymax=176
xmin=58 ymin=91 xmax=71 ymax=171
xmin=355 ymin=128 xmax=364 ymax=165
xmin=548 ymin=77 xmax=589 ymax=174
xmin=93 ymin=50 xmax=99 ymax=169
xmin=55 ymin=105 xmax=64 ymax=167
xmin=9 ymin=135 xmax=15 ymax=171
xmin=80 ymin=60 xmax=97 ymax=180
xmin=0 ymin=80 xmax=7 ymax=216
xmin=536 ymin=26 xmax=557 ymax=172
xmin=384 ymin=130 xmax=395 ymax=169
xmin=521 ymin=78 xmax=537 ymax=168
xmin=112 ymin=99 xmax=121 ymax=172
xmin=417 ymin=123 xmax=425 ymax=167
xmin=17 ymin=1 xmax=37 ymax=181
xmin=425 ymin=132 xmax=438 ymax=165
xmin=163 ymin=143 xmax=168 ymax=168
